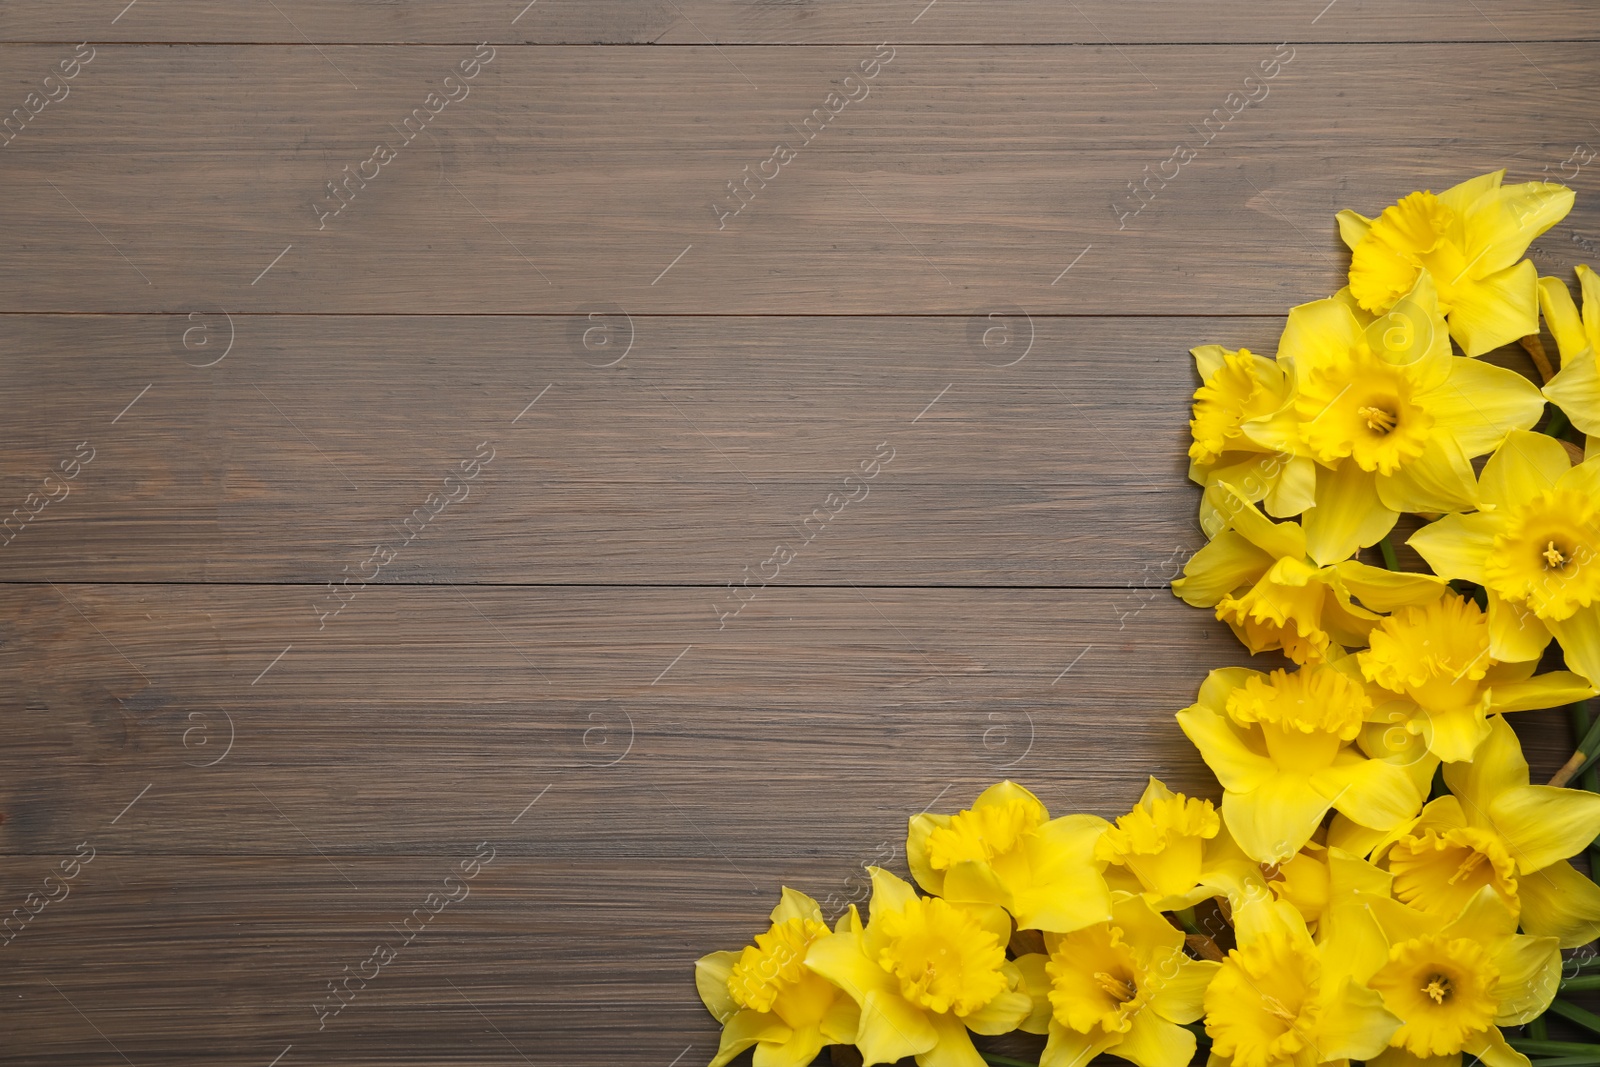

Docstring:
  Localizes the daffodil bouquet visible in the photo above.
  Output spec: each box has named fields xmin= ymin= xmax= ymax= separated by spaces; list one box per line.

xmin=694 ymin=170 xmax=1600 ymax=1067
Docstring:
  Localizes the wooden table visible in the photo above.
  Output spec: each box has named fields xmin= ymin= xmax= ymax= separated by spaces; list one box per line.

xmin=1 ymin=3 xmax=1593 ymax=1063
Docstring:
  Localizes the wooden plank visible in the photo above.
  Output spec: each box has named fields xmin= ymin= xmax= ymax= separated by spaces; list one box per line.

xmin=0 ymin=586 xmax=1252 ymax=857
xmin=0 ymin=45 xmax=1594 ymax=313
xmin=3 ymin=1 xmax=1597 ymax=44
xmin=0 ymin=313 xmax=1279 ymax=584
xmin=0 ymin=585 xmax=1574 ymax=860
xmin=0 ymin=856 xmax=1077 ymax=1066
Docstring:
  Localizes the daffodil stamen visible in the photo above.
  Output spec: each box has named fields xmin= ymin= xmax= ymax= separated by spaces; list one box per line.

xmin=1423 ymin=974 xmax=1452 ymax=1005
xmin=1093 ymin=971 xmax=1137 ymax=1004
xmin=1357 ymin=404 xmax=1398 ymax=435
xmin=1544 ymin=540 xmax=1569 ymax=570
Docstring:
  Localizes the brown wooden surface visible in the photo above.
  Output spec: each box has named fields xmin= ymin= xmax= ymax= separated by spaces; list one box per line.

xmin=0 ymin=6 xmax=1594 ymax=1066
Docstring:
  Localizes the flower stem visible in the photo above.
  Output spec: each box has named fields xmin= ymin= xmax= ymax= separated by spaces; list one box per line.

xmin=1533 ymin=1016 xmax=1552 ymax=1040
xmin=1378 ymin=535 xmax=1401 ymax=572
xmin=1550 ymin=999 xmax=1600 ymax=1036
xmin=1564 ymin=975 xmax=1600 ymax=992
xmin=1508 ymin=1039 xmax=1600 ymax=1056
xmin=1550 ymin=700 xmax=1600 ymax=789
xmin=1522 ymin=334 xmax=1557 ymax=383
xmin=1547 ymin=406 xmax=1571 ymax=440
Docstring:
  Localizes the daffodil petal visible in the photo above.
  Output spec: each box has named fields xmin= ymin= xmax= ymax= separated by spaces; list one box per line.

xmin=1482 ymin=429 xmax=1573 ymax=507
xmin=961 ymin=988 xmax=1032 ymax=1037
xmin=806 ymin=930 xmax=894 ymax=1004
xmin=1278 ymin=296 xmax=1367 ymax=368
xmin=1487 ymin=671 xmax=1597 ymax=713
xmin=1146 ymin=958 xmax=1220 ymax=1025
xmin=1172 ymin=529 xmax=1271 ymax=607
xmin=1518 ymin=858 xmax=1600 ymax=949
xmin=1317 ymin=977 xmax=1402 ymax=1062
xmin=1336 ymin=209 xmax=1373 ymax=250
xmin=1486 ymin=590 xmax=1553 ymax=664
xmin=1331 ymin=559 xmax=1446 ymax=612
xmin=1425 ymin=357 xmax=1547 ymax=457
xmin=1441 ymin=716 xmax=1528 ymax=819
xmin=1544 ymin=348 xmax=1600 ymax=437
xmin=907 ymin=813 xmax=949 ymax=896
xmin=1462 ymin=1025 xmax=1531 ymax=1067
xmin=1264 ymin=455 xmax=1319 ymax=519
xmin=1477 ymin=181 xmax=1575 ymax=271
xmin=1409 ymin=512 xmax=1498 ymax=583
xmin=1214 ymin=482 xmax=1308 ymax=560
xmin=1319 ymin=757 xmax=1423 ymax=832
xmin=1366 ymin=1040 xmax=1448 ymax=1067
xmin=1192 ymin=344 xmax=1230 ymax=382
xmin=1538 ymin=275 xmax=1590 ymax=363
xmin=941 ymin=859 xmax=1010 ymax=912
xmin=771 ymin=887 xmax=825 ymax=926
xmin=1581 ymin=264 xmax=1600 ymax=349
xmin=752 ymin=1026 xmax=825 ymax=1067
xmin=1014 ymin=814 xmax=1114 ymax=933
xmin=1546 ymin=604 xmax=1600 ymax=686
xmin=1041 ymin=1020 xmax=1119 ymax=1067
xmin=696 ymin=951 xmax=742 ymax=1022
xmin=1177 ymin=705 xmax=1274 ymax=795
xmin=1376 ymin=435 xmax=1479 ymax=515
xmin=866 ymin=866 xmax=918 ymax=915
xmin=856 ymin=989 xmax=937 ymax=1064
xmin=1116 ymin=1010 xmax=1197 ymax=1067
xmin=1419 ymin=702 xmax=1491 ymax=763
xmin=1223 ymin=774 xmax=1334 ymax=865
xmin=1013 ymin=952 xmax=1052 ymax=1035
xmin=920 ymin=1011 xmax=984 ymax=1067
xmin=1305 ymin=462 xmax=1398 ymax=565
xmin=1487 ymin=782 xmax=1600 ymax=872
xmin=1489 ymin=930 xmax=1561 ymax=1024
xmin=1327 ymin=813 xmax=1388 ymax=858
xmin=1449 ymin=259 xmax=1539 ymax=358
xmin=712 ymin=1010 xmax=792 ymax=1067
xmin=1439 ymin=169 xmax=1504 ymax=217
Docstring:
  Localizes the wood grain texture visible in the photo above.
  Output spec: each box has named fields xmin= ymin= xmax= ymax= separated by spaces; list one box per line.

xmin=4 ymin=0 xmax=1599 ymax=44
xmin=0 ymin=313 xmax=1296 ymax=583
xmin=0 ymin=45 xmax=1595 ymax=313
xmin=3 ymin=10 xmax=1596 ymax=1066
xmin=0 ymin=584 xmax=1576 ymax=1064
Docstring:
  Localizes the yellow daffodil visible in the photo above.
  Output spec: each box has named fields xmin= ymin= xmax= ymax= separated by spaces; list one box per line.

xmin=1357 ymin=591 xmax=1596 ymax=762
xmin=1362 ymin=885 xmax=1560 ymax=1067
xmin=1249 ymin=272 xmax=1543 ymax=564
xmin=805 ymin=867 xmax=1034 ymax=1067
xmin=907 ymin=780 xmax=1112 ymax=933
xmin=1204 ymin=892 xmax=1399 ymax=1067
xmin=696 ymin=887 xmax=862 ymax=1067
xmin=1409 ymin=430 xmax=1600 ymax=683
xmin=1096 ymin=776 xmax=1259 ymax=910
xmin=1337 ymin=170 xmax=1574 ymax=356
xmin=1175 ymin=483 xmax=1445 ymax=664
xmin=1189 ymin=344 xmax=1316 ymax=535
xmin=1020 ymin=892 xmax=1219 ymax=1067
xmin=1538 ymin=264 xmax=1600 ymax=437
xmin=1374 ymin=715 xmax=1600 ymax=948
xmin=1178 ymin=663 xmax=1427 ymax=865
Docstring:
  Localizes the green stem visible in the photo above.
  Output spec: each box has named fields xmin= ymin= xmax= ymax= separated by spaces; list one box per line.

xmin=1564 ymin=975 xmax=1600 ymax=992
xmin=1570 ymin=701 xmax=1600 ymax=873
xmin=1508 ymin=1039 xmax=1600 ymax=1055
xmin=980 ymin=1055 xmax=1039 ymax=1067
xmin=1176 ymin=907 xmax=1201 ymax=936
xmin=1510 ymin=1056 xmax=1600 ymax=1066
xmin=1548 ymin=406 xmax=1571 ymax=440
xmin=1378 ymin=535 xmax=1401 ymax=572
xmin=1533 ymin=1015 xmax=1552 ymax=1039
xmin=1550 ymin=999 xmax=1600 ymax=1036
